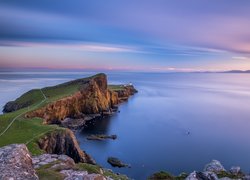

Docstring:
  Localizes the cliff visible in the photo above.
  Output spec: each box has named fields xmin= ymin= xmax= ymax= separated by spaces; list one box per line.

xmin=37 ymin=128 xmax=95 ymax=164
xmin=26 ymin=73 xmax=137 ymax=124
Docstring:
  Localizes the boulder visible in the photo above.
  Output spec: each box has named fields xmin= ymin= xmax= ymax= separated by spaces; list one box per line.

xmin=186 ymin=171 xmax=218 ymax=180
xmin=243 ymin=175 xmax=250 ymax=180
xmin=185 ymin=171 xmax=218 ymax=180
xmin=204 ymin=160 xmax=226 ymax=173
xmin=229 ymin=166 xmax=241 ymax=175
xmin=107 ymin=157 xmax=129 ymax=168
xmin=0 ymin=144 xmax=38 ymax=180
xmin=87 ymin=134 xmax=117 ymax=141
xmin=32 ymin=154 xmax=75 ymax=169
xmin=60 ymin=169 xmax=108 ymax=180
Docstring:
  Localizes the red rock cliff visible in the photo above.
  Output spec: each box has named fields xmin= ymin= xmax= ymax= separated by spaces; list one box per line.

xmin=27 ymin=73 xmax=137 ymax=124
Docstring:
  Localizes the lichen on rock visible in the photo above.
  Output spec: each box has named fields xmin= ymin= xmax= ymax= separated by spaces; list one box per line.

xmin=0 ymin=144 xmax=39 ymax=180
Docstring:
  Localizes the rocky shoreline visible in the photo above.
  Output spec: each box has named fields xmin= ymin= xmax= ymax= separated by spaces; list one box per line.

xmin=150 ymin=160 xmax=250 ymax=180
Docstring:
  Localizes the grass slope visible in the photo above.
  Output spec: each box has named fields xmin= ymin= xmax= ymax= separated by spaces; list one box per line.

xmin=0 ymin=75 xmax=93 ymax=153
xmin=0 ymin=74 xmax=125 ymax=154
xmin=0 ymin=74 xmax=132 ymax=179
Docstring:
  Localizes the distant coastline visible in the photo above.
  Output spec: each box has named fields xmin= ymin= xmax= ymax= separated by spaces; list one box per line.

xmin=220 ymin=70 xmax=250 ymax=73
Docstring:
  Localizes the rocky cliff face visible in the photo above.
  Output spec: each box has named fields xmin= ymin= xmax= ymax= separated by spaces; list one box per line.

xmin=37 ymin=128 xmax=95 ymax=164
xmin=0 ymin=144 xmax=38 ymax=180
xmin=27 ymin=73 xmax=137 ymax=124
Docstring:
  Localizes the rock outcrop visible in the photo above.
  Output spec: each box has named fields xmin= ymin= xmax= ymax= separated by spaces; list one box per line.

xmin=185 ymin=171 xmax=218 ymax=180
xmin=0 ymin=144 xmax=128 ymax=180
xmin=26 ymin=73 xmax=137 ymax=125
xmin=0 ymin=144 xmax=38 ymax=180
xmin=32 ymin=153 xmax=75 ymax=169
xmin=3 ymin=101 xmax=28 ymax=113
xmin=149 ymin=160 xmax=250 ymax=180
xmin=33 ymin=153 xmax=127 ymax=180
xmin=37 ymin=128 xmax=95 ymax=164
xmin=204 ymin=160 xmax=226 ymax=173
xmin=107 ymin=157 xmax=130 ymax=168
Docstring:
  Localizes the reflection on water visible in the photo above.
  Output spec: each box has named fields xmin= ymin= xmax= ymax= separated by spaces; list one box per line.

xmin=1 ymin=72 xmax=250 ymax=179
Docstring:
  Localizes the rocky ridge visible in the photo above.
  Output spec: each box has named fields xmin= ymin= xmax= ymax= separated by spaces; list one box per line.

xmin=150 ymin=159 xmax=250 ymax=180
xmin=0 ymin=144 xmax=128 ymax=180
xmin=26 ymin=73 xmax=137 ymax=125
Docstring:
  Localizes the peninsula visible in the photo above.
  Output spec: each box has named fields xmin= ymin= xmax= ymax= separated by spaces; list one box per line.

xmin=0 ymin=73 xmax=137 ymax=179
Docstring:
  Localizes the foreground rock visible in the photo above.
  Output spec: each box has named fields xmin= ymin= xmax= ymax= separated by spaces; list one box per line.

xmin=32 ymin=153 xmax=75 ymax=169
xmin=87 ymin=134 xmax=117 ymax=141
xmin=204 ymin=160 xmax=226 ymax=173
xmin=0 ymin=144 xmax=129 ymax=180
xmin=107 ymin=157 xmax=130 ymax=168
xmin=0 ymin=144 xmax=38 ymax=180
xmin=33 ymin=153 xmax=129 ymax=180
xmin=185 ymin=171 xmax=218 ymax=180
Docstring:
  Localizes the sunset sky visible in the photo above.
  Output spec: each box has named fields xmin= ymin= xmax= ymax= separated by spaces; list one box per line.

xmin=1 ymin=0 xmax=250 ymax=71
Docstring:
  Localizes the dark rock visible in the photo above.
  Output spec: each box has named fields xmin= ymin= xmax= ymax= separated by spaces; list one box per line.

xmin=229 ymin=166 xmax=241 ymax=175
xmin=149 ymin=171 xmax=174 ymax=180
xmin=185 ymin=171 xmax=218 ymax=180
xmin=37 ymin=128 xmax=95 ymax=164
xmin=3 ymin=101 xmax=29 ymax=113
xmin=87 ymin=134 xmax=117 ymax=141
xmin=0 ymin=144 xmax=38 ymax=180
xmin=61 ymin=118 xmax=86 ymax=129
xmin=107 ymin=157 xmax=129 ymax=168
xmin=204 ymin=160 xmax=226 ymax=173
xmin=243 ymin=175 xmax=250 ymax=180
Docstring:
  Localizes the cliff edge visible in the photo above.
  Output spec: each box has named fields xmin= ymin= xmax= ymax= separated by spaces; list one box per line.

xmin=25 ymin=73 xmax=137 ymax=124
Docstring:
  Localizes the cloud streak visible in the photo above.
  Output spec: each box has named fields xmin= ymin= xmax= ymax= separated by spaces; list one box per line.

xmin=1 ymin=0 xmax=250 ymax=71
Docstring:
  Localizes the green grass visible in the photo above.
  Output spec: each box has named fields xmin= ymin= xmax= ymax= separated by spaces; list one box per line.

xmin=0 ymin=74 xmax=103 ymax=154
xmin=36 ymin=169 xmax=65 ymax=180
xmin=42 ymin=82 xmax=80 ymax=102
xmin=216 ymin=171 xmax=244 ymax=179
xmin=108 ymin=85 xmax=125 ymax=91
xmin=12 ymin=89 xmax=44 ymax=106
xmin=4 ymin=75 xmax=98 ymax=112
xmin=103 ymin=169 xmax=129 ymax=180
xmin=75 ymin=163 xmax=102 ymax=174
xmin=0 ymin=108 xmax=28 ymax=132
xmin=35 ymin=159 xmax=128 ymax=180
xmin=42 ymin=73 xmax=106 ymax=102
xmin=148 ymin=171 xmax=174 ymax=180
xmin=0 ymin=114 xmax=59 ymax=154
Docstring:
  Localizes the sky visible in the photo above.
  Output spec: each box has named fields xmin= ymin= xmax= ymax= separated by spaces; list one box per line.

xmin=1 ymin=0 xmax=250 ymax=71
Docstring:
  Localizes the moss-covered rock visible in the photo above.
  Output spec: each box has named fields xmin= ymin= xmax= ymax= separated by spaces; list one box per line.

xmin=149 ymin=171 xmax=174 ymax=180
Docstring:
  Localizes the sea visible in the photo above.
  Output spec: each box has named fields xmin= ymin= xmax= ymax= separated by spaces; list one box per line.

xmin=0 ymin=71 xmax=250 ymax=179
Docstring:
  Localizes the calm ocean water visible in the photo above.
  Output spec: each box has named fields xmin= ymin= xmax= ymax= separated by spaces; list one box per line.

xmin=1 ymin=72 xmax=250 ymax=179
